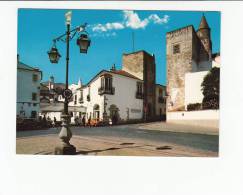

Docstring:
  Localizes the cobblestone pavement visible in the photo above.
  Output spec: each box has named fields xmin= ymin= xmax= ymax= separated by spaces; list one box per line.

xmin=16 ymin=135 xmax=217 ymax=157
xmin=123 ymin=121 xmax=219 ymax=135
xmin=16 ymin=122 xmax=219 ymax=156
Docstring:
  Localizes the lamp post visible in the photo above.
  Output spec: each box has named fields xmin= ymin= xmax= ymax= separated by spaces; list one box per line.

xmin=47 ymin=11 xmax=91 ymax=155
xmin=103 ymin=95 xmax=108 ymax=122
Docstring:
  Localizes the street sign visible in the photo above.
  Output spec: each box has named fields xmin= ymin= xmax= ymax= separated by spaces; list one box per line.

xmin=63 ymin=89 xmax=73 ymax=100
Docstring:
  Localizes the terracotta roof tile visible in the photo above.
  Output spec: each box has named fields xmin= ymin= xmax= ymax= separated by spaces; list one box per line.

xmin=110 ymin=70 xmax=141 ymax=80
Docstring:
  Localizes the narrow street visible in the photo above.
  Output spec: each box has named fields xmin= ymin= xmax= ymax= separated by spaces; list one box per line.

xmin=16 ymin=122 xmax=218 ymax=156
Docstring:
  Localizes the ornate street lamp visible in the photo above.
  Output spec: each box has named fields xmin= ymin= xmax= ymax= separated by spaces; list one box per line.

xmin=47 ymin=11 xmax=91 ymax=155
xmin=77 ymin=34 xmax=91 ymax=53
xmin=47 ymin=46 xmax=61 ymax=63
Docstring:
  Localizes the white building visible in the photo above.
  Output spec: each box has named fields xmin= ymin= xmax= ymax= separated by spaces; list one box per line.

xmin=167 ymin=54 xmax=220 ymax=128
xmin=17 ymin=59 xmax=42 ymax=119
xmin=185 ymin=54 xmax=220 ymax=109
xmin=40 ymin=102 xmax=86 ymax=123
xmin=69 ymin=69 xmax=144 ymax=122
xmin=39 ymin=50 xmax=167 ymax=124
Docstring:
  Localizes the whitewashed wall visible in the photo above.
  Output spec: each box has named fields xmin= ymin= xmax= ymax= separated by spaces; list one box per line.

xmin=185 ymin=71 xmax=208 ymax=109
xmin=17 ymin=68 xmax=41 ymax=118
xmin=104 ymin=73 xmax=143 ymax=120
xmin=40 ymin=112 xmax=62 ymax=121
xmin=75 ymin=71 xmax=143 ymax=121
xmin=167 ymin=110 xmax=219 ymax=120
xmin=167 ymin=110 xmax=219 ymax=129
xmin=81 ymin=76 xmax=104 ymax=119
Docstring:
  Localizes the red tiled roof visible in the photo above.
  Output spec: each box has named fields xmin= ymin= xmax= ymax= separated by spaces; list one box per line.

xmin=110 ymin=70 xmax=141 ymax=80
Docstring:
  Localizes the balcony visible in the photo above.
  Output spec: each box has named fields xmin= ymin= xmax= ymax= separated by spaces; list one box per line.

xmin=135 ymin=92 xmax=144 ymax=99
xmin=98 ymin=87 xmax=115 ymax=95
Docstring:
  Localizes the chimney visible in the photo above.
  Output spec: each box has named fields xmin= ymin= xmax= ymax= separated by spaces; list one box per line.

xmin=110 ymin=63 xmax=116 ymax=71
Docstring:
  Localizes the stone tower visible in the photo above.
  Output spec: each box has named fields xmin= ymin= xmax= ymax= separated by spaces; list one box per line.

xmin=122 ymin=50 xmax=156 ymax=119
xmin=197 ymin=14 xmax=212 ymax=60
xmin=166 ymin=15 xmax=212 ymax=111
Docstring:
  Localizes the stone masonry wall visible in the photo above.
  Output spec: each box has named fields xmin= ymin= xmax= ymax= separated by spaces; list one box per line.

xmin=122 ymin=51 xmax=156 ymax=118
xmin=166 ymin=26 xmax=194 ymax=111
xmin=143 ymin=52 xmax=156 ymax=118
xmin=122 ymin=52 xmax=144 ymax=80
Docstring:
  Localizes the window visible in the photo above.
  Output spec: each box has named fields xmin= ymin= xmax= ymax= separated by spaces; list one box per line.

xmin=74 ymin=95 xmax=77 ymax=105
xmin=79 ymin=90 xmax=84 ymax=103
xmin=31 ymin=111 xmax=37 ymax=118
xmin=101 ymin=77 xmax=105 ymax=88
xmin=137 ymin=82 xmax=143 ymax=94
xmin=173 ymin=44 xmax=180 ymax=54
xmin=87 ymin=87 xmax=91 ymax=101
xmin=32 ymin=74 xmax=38 ymax=82
xmin=99 ymin=74 xmax=114 ymax=95
xmin=33 ymin=103 xmax=37 ymax=107
xmin=136 ymin=82 xmax=143 ymax=99
xmin=105 ymin=77 xmax=112 ymax=90
xmin=32 ymin=93 xmax=37 ymax=101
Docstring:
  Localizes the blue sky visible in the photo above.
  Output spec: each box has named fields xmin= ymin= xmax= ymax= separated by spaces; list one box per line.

xmin=18 ymin=9 xmax=220 ymax=85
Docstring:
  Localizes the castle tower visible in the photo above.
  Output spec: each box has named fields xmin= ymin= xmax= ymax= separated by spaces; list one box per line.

xmin=197 ymin=14 xmax=212 ymax=60
xmin=122 ymin=50 xmax=156 ymax=119
xmin=166 ymin=15 xmax=213 ymax=112
xmin=166 ymin=26 xmax=195 ymax=111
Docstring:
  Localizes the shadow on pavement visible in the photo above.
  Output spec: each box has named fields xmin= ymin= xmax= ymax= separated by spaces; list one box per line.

xmin=76 ymin=144 xmax=173 ymax=155
xmin=76 ymin=147 xmax=120 ymax=155
xmin=156 ymin=146 xmax=172 ymax=150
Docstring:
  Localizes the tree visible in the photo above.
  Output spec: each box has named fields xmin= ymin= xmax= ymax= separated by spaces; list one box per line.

xmin=201 ymin=67 xmax=220 ymax=109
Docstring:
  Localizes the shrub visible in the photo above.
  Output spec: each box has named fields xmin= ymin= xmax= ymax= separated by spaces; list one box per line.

xmin=201 ymin=67 xmax=220 ymax=109
xmin=187 ymin=103 xmax=202 ymax=111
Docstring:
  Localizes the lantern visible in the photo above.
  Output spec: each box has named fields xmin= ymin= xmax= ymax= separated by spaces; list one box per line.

xmin=47 ymin=47 xmax=61 ymax=63
xmin=76 ymin=34 xmax=91 ymax=53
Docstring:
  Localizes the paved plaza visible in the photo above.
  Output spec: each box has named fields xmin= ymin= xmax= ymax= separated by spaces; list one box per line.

xmin=16 ymin=122 xmax=219 ymax=157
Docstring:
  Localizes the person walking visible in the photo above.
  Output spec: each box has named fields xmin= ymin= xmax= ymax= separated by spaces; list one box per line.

xmin=53 ymin=116 xmax=57 ymax=127
xmin=82 ymin=116 xmax=86 ymax=127
xmin=88 ymin=116 xmax=91 ymax=128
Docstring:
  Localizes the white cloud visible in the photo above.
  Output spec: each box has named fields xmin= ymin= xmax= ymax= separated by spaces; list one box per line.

xmin=148 ymin=14 xmax=169 ymax=24
xmin=123 ymin=10 xmax=149 ymax=29
xmin=92 ymin=22 xmax=124 ymax=33
xmin=90 ymin=11 xmax=170 ymax=36
xmin=92 ymin=24 xmax=107 ymax=32
xmin=90 ymin=31 xmax=117 ymax=38
xmin=106 ymin=22 xmax=124 ymax=30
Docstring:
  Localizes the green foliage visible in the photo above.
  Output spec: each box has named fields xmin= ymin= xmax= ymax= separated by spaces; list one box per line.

xmin=201 ymin=67 xmax=220 ymax=109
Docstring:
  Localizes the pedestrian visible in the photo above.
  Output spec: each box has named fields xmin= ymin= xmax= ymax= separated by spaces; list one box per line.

xmin=88 ymin=116 xmax=91 ymax=128
xmin=53 ymin=116 xmax=57 ymax=127
xmin=82 ymin=116 xmax=86 ymax=127
xmin=42 ymin=115 xmax=47 ymax=127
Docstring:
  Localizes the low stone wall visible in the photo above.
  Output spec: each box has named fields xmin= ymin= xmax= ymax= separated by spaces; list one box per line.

xmin=167 ymin=110 xmax=219 ymax=129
